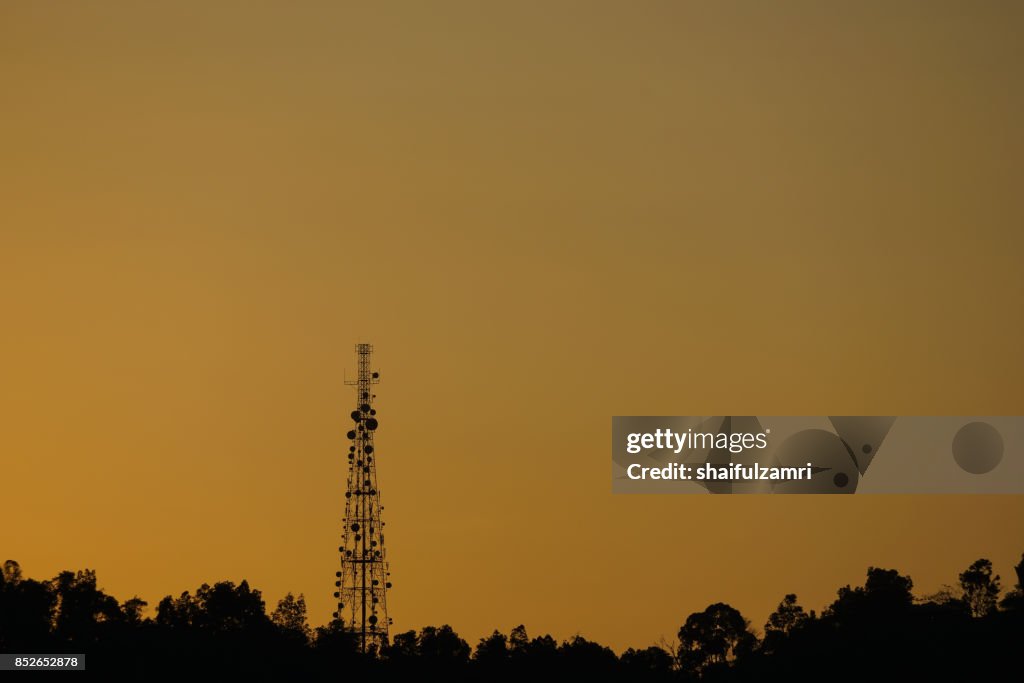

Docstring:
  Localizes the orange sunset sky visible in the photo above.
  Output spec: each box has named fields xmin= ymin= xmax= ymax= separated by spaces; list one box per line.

xmin=2 ymin=2 xmax=1023 ymax=651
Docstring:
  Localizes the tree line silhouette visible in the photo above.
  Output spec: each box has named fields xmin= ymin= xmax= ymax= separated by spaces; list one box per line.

xmin=1 ymin=554 xmax=1022 ymax=679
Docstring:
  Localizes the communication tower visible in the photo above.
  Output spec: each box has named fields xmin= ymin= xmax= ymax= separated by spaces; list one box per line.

xmin=334 ymin=343 xmax=392 ymax=652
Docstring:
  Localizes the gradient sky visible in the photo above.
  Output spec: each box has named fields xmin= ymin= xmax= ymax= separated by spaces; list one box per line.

xmin=2 ymin=2 xmax=1023 ymax=652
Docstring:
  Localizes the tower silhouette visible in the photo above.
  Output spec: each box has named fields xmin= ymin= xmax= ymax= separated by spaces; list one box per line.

xmin=334 ymin=343 xmax=392 ymax=652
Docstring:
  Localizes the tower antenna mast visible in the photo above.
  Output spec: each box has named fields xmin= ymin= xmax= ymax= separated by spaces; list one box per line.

xmin=334 ymin=343 xmax=392 ymax=653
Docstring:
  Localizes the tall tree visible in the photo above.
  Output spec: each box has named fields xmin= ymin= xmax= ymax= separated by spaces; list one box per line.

xmin=416 ymin=624 xmax=471 ymax=666
xmin=763 ymin=594 xmax=809 ymax=652
xmin=959 ymin=559 xmax=1001 ymax=618
xmin=473 ymin=629 xmax=510 ymax=667
xmin=766 ymin=593 xmax=808 ymax=636
xmin=121 ymin=597 xmax=148 ymax=625
xmin=193 ymin=580 xmax=268 ymax=632
xmin=677 ymin=602 xmax=755 ymax=675
xmin=0 ymin=561 xmax=56 ymax=651
xmin=508 ymin=624 xmax=529 ymax=654
xmin=827 ymin=567 xmax=914 ymax=622
xmin=156 ymin=591 xmax=199 ymax=628
xmin=50 ymin=569 xmax=121 ymax=645
xmin=156 ymin=580 xmax=269 ymax=632
xmin=271 ymin=592 xmax=311 ymax=640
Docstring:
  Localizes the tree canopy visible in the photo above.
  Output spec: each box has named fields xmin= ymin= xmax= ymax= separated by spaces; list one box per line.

xmin=1 ymin=555 xmax=1022 ymax=680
